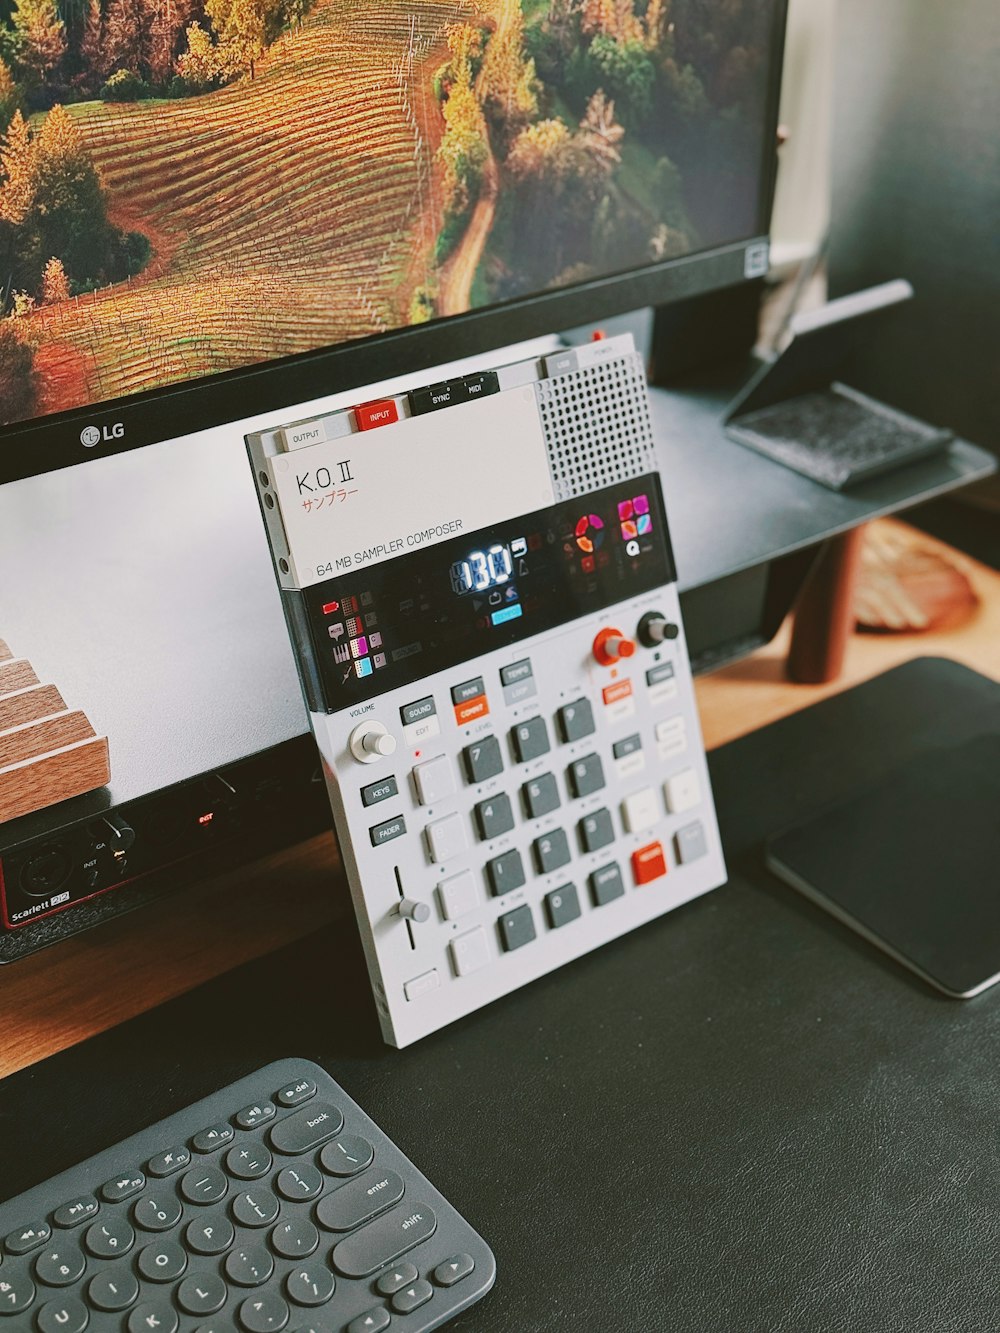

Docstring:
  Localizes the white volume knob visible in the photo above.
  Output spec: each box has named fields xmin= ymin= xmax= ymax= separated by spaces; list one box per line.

xmin=349 ymin=722 xmax=397 ymax=764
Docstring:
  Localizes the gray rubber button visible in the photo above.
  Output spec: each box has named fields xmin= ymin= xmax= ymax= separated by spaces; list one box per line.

xmin=319 ymin=1134 xmax=374 ymax=1178
xmin=88 ymin=1264 xmax=139 ymax=1312
xmin=284 ymin=1262 xmax=335 ymax=1307
xmin=433 ymin=1252 xmax=476 ymax=1286
xmin=176 ymin=1272 xmax=227 ymax=1316
xmin=522 ymin=772 xmax=560 ymax=819
xmin=391 ymin=1278 xmax=433 ymax=1314
xmin=270 ymin=1103 xmax=344 ymax=1155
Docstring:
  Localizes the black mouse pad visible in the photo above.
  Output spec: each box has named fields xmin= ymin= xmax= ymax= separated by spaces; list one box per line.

xmin=766 ymin=733 xmax=1000 ymax=996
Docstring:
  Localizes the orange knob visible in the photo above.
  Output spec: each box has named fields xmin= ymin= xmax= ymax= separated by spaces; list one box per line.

xmin=592 ymin=627 xmax=636 ymax=666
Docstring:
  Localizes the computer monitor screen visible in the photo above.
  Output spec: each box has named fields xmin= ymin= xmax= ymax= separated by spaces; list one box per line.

xmin=1 ymin=0 xmax=785 ymax=462
xmin=0 ymin=0 xmax=787 ymax=954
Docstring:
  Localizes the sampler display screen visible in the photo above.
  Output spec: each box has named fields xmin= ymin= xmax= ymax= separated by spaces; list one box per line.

xmin=298 ymin=474 xmax=673 ymax=713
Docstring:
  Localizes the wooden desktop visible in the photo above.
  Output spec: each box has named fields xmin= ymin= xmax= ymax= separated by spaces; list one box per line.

xmin=1 ymin=516 xmax=997 ymax=1082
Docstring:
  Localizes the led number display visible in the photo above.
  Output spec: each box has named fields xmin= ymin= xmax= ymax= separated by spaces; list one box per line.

xmin=450 ymin=543 xmax=517 ymax=597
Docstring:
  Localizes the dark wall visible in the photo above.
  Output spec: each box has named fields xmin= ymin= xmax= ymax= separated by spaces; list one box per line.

xmin=828 ymin=0 xmax=1000 ymax=458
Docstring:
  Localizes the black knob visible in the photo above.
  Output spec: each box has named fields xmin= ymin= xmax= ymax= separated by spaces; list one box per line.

xmin=637 ymin=611 xmax=680 ymax=648
xmin=92 ymin=814 xmax=136 ymax=853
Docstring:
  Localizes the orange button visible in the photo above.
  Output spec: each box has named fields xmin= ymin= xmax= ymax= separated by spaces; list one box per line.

xmin=631 ymin=841 xmax=667 ymax=885
xmin=454 ymin=695 xmax=489 ymax=726
xmin=355 ymin=398 xmax=399 ymax=431
xmin=602 ymin=679 xmax=633 ymax=706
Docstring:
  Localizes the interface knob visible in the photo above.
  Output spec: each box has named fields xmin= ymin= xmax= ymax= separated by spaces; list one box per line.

xmin=396 ymin=898 xmax=431 ymax=924
xmin=349 ymin=722 xmax=397 ymax=764
xmin=592 ymin=627 xmax=636 ymax=667
xmin=91 ymin=813 xmax=136 ymax=853
xmin=637 ymin=611 xmax=680 ymax=648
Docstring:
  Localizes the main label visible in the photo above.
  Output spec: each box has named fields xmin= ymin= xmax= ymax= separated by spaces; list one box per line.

xmin=268 ymin=388 xmax=554 ymax=588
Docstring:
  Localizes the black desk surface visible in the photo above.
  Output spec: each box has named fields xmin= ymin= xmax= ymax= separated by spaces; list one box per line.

xmin=3 ymin=658 xmax=999 ymax=1332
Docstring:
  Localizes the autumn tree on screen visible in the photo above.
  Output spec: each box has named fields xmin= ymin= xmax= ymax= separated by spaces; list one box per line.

xmin=10 ymin=0 xmax=66 ymax=89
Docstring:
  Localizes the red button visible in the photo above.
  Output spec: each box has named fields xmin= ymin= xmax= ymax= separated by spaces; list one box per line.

xmin=454 ymin=695 xmax=489 ymax=726
xmin=355 ymin=398 xmax=399 ymax=431
xmin=631 ymin=841 xmax=667 ymax=885
xmin=602 ymin=679 xmax=633 ymax=706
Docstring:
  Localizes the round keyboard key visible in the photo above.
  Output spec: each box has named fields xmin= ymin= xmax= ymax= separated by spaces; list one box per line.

xmin=89 ymin=1264 xmax=140 ymax=1312
xmin=0 ymin=1267 xmax=35 ymax=1313
xmin=128 ymin=1301 xmax=179 ymax=1333
xmin=285 ymin=1262 xmax=335 ymax=1307
xmin=133 ymin=1194 xmax=183 ymax=1232
xmin=319 ymin=1134 xmax=374 ymax=1178
xmin=186 ymin=1211 xmax=235 ymax=1256
xmin=176 ymin=1271 xmax=228 ymax=1316
xmin=225 ymin=1244 xmax=274 ymax=1288
xmin=239 ymin=1292 xmax=290 ymax=1332
xmin=226 ymin=1143 xmax=273 ymax=1180
xmin=84 ymin=1214 xmax=135 ymax=1259
xmin=275 ymin=1164 xmax=323 ymax=1203
xmin=35 ymin=1243 xmax=86 ymax=1287
xmin=37 ymin=1297 xmax=88 ymax=1333
xmin=181 ymin=1166 xmax=229 ymax=1205
xmin=270 ymin=1216 xmax=319 ymax=1260
xmin=137 ymin=1239 xmax=187 ymax=1283
xmin=232 ymin=1188 xmax=280 ymax=1228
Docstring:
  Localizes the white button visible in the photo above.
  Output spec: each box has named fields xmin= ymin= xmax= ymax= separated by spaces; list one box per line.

xmin=655 ymin=716 xmax=686 ymax=743
xmin=664 ymin=768 xmax=701 ymax=814
xmin=403 ymin=969 xmax=440 ymax=1001
xmin=648 ymin=678 xmax=679 ymax=706
xmin=450 ymin=926 xmax=491 ymax=977
xmin=413 ymin=754 xmax=455 ymax=806
xmin=615 ymin=751 xmax=646 ymax=780
xmin=426 ymin=812 xmax=467 ymax=864
xmin=656 ymin=716 xmax=688 ymax=758
xmin=621 ymin=787 xmax=659 ymax=833
xmin=437 ymin=869 xmax=478 ymax=921
xmin=403 ymin=715 xmax=441 ymax=747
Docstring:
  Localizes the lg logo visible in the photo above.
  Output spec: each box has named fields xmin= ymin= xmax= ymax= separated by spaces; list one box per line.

xmin=80 ymin=423 xmax=125 ymax=447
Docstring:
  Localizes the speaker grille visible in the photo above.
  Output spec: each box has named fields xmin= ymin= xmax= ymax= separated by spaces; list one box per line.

xmin=538 ymin=352 xmax=656 ymax=501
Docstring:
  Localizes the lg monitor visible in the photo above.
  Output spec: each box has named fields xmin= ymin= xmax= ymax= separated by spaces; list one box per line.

xmin=0 ymin=0 xmax=788 ymax=957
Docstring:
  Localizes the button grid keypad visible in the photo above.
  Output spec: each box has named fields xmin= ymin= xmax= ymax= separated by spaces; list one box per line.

xmin=330 ymin=585 xmax=724 ymax=1047
xmin=0 ymin=1061 xmax=495 ymax=1333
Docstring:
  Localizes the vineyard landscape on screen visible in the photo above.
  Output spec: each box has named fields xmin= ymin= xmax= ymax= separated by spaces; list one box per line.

xmin=0 ymin=0 xmax=773 ymax=427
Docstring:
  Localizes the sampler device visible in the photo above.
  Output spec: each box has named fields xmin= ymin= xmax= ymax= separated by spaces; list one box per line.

xmin=247 ymin=335 xmax=726 ymax=1046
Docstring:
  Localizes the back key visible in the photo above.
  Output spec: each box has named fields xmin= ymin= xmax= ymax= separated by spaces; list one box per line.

xmin=269 ymin=1103 xmax=344 ymax=1155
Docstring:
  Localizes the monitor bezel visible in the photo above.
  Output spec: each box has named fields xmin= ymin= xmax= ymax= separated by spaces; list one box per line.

xmin=0 ymin=0 xmax=787 ymax=486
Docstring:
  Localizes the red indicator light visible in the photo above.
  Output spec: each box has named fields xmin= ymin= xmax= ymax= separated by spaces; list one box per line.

xmin=198 ymin=812 xmax=214 ymax=825
xmin=322 ymin=601 xmax=340 ymax=615
xmin=591 ymin=329 xmax=606 ymax=341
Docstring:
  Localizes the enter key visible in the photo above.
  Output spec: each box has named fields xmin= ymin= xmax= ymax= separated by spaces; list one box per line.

xmin=317 ymin=1168 xmax=404 ymax=1233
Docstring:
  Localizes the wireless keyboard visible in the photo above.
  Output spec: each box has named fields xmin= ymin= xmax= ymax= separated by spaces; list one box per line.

xmin=0 ymin=1059 xmax=495 ymax=1332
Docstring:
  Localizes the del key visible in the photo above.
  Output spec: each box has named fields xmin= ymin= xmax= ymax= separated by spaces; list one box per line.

xmin=269 ymin=1102 xmax=344 ymax=1155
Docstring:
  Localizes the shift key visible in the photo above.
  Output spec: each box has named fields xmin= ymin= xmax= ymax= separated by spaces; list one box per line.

xmin=332 ymin=1202 xmax=438 ymax=1278
xmin=270 ymin=1102 xmax=345 ymax=1155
